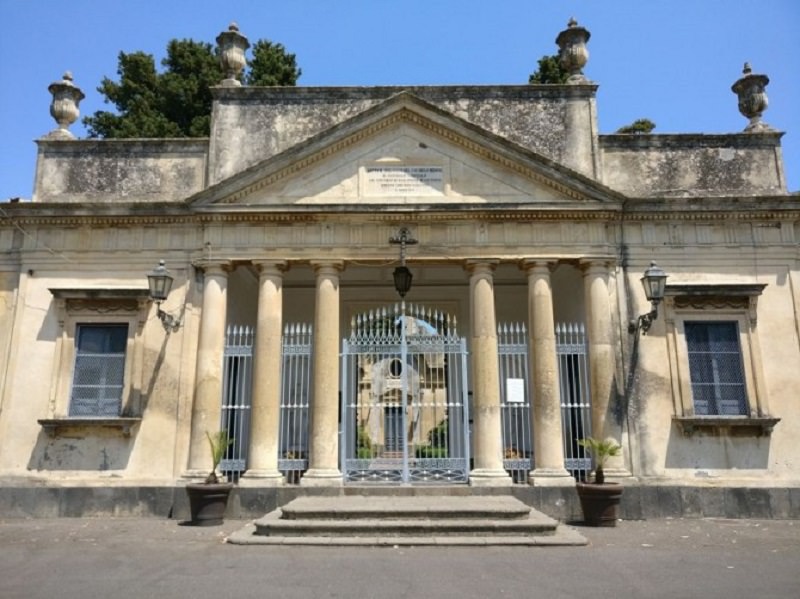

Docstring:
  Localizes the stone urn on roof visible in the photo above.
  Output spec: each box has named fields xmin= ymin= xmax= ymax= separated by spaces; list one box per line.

xmin=556 ymin=18 xmax=591 ymax=83
xmin=216 ymin=22 xmax=250 ymax=87
xmin=47 ymin=71 xmax=85 ymax=139
xmin=731 ymin=62 xmax=772 ymax=132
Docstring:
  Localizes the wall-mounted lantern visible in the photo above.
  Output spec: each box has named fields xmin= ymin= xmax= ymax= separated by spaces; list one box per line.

xmin=389 ymin=227 xmax=418 ymax=299
xmin=147 ymin=260 xmax=182 ymax=332
xmin=628 ymin=262 xmax=668 ymax=335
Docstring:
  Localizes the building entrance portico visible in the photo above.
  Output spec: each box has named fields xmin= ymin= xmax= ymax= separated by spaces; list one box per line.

xmin=213 ymin=254 xmax=599 ymax=487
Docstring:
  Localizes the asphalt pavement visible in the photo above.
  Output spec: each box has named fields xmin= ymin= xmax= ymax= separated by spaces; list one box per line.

xmin=1 ymin=516 xmax=798 ymax=599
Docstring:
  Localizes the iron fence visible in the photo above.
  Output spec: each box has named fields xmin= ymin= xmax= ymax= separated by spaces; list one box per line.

xmin=556 ymin=322 xmax=592 ymax=480
xmin=497 ymin=322 xmax=533 ymax=484
xmin=219 ymin=325 xmax=253 ymax=481
xmin=278 ymin=323 xmax=313 ymax=484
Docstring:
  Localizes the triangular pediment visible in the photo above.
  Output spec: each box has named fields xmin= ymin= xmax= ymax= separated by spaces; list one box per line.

xmin=189 ymin=93 xmax=623 ymax=209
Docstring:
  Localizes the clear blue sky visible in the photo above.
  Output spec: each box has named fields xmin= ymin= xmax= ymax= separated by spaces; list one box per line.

xmin=1 ymin=0 xmax=798 ymax=198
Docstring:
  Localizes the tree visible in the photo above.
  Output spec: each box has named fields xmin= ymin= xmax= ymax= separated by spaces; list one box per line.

xmin=246 ymin=40 xmax=301 ymax=86
xmin=528 ymin=54 xmax=569 ymax=84
xmin=616 ymin=118 xmax=656 ymax=134
xmin=83 ymin=37 xmax=301 ymax=138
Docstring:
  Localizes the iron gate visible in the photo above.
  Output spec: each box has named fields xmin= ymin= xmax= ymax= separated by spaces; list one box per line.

xmin=341 ymin=303 xmax=470 ymax=484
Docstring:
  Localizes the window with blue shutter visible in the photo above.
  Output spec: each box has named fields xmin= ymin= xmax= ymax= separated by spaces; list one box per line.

xmin=685 ymin=321 xmax=748 ymax=416
xmin=69 ymin=324 xmax=128 ymax=417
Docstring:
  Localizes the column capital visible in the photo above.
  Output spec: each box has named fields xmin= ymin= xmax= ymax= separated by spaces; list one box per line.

xmin=579 ymin=257 xmax=615 ymax=274
xmin=310 ymin=260 xmax=344 ymax=275
xmin=252 ymin=260 xmax=289 ymax=275
xmin=520 ymin=258 xmax=559 ymax=273
xmin=464 ymin=259 xmax=499 ymax=274
xmin=192 ymin=259 xmax=234 ymax=275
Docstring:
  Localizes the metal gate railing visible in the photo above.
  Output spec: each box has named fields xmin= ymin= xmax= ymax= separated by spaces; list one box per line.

xmin=278 ymin=323 xmax=313 ymax=484
xmin=556 ymin=323 xmax=592 ymax=480
xmin=219 ymin=325 xmax=253 ymax=481
xmin=341 ymin=303 xmax=470 ymax=484
xmin=498 ymin=322 xmax=532 ymax=484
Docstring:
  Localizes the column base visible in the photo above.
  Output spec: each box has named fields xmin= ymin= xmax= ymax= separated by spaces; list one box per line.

xmin=601 ymin=467 xmax=634 ymax=479
xmin=529 ymin=468 xmax=576 ymax=487
xmin=181 ymin=469 xmax=211 ymax=482
xmin=469 ymin=468 xmax=513 ymax=487
xmin=239 ymin=470 xmax=285 ymax=487
xmin=301 ymin=469 xmax=343 ymax=487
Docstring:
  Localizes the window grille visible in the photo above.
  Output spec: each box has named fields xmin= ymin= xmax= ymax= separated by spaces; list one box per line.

xmin=685 ymin=321 xmax=748 ymax=416
xmin=69 ymin=324 xmax=128 ymax=417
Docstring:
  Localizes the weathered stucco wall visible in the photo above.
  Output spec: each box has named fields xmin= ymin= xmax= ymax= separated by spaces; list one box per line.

xmin=600 ymin=133 xmax=786 ymax=197
xmin=33 ymin=139 xmax=208 ymax=203
xmin=208 ymin=85 xmax=594 ymax=184
xmin=0 ymin=259 xmax=199 ymax=480
xmin=622 ymin=251 xmax=800 ymax=483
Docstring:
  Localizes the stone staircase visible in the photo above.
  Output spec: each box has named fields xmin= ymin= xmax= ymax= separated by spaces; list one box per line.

xmin=226 ymin=495 xmax=587 ymax=546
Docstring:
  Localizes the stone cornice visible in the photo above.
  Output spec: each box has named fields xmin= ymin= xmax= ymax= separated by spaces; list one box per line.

xmin=665 ymin=283 xmax=767 ymax=297
xmin=35 ymin=138 xmax=209 ymax=155
xmin=211 ymin=83 xmax=599 ymax=103
xmin=599 ymin=131 xmax=784 ymax=149
xmin=3 ymin=202 xmax=800 ymax=228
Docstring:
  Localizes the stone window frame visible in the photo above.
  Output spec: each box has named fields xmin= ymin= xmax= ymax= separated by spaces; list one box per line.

xmin=663 ymin=283 xmax=779 ymax=437
xmin=38 ymin=288 xmax=150 ymax=437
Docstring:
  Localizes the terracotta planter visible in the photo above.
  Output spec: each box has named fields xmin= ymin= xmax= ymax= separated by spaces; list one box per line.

xmin=185 ymin=482 xmax=234 ymax=526
xmin=576 ymin=482 xmax=623 ymax=527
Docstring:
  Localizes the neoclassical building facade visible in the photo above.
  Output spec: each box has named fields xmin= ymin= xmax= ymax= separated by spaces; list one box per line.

xmin=0 ymin=22 xmax=797 ymax=518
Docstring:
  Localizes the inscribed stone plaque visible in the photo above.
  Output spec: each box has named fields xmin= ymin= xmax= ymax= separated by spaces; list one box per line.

xmin=365 ymin=166 xmax=444 ymax=196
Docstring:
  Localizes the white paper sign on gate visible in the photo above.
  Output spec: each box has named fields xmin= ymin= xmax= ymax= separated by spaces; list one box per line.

xmin=506 ymin=378 xmax=525 ymax=403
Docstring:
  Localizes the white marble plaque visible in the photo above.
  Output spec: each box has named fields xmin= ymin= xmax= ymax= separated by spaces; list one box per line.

xmin=506 ymin=378 xmax=525 ymax=404
xmin=365 ymin=166 xmax=444 ymax=196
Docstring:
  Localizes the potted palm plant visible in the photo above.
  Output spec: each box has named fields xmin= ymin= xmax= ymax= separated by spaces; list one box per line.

xmin=185 ymin=431 xmax=234 ymax=526
xmin=575 ymin=437 xmax=623 ymax=527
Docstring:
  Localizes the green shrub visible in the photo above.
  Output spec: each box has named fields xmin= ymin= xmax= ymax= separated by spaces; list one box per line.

xmin=415 ymin=445 xmax=448 ymax=458
xmin=356 ymin=422 xmax=373 ymax=459
xmin=427 ymin=419 xmax=449 ymax=448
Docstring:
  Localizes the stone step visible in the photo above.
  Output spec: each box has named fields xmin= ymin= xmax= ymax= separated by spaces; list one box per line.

xmin=254 ymin=510 xmax=557 ymax=537
xmin=279 ymin=495 xmax=531 ymax=520
xmin=226 ymin=494 xmax=588 ymax=547
xmin=227 ymin=523 xmax=588 ymax=547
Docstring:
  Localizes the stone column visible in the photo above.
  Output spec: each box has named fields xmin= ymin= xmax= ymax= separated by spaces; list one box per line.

xmin=582 ymin=259 xmax=627 ymax=475
xmin=241 ymin=261 xmax=287 ymax=484
xmin=466 ymin=261 xmax=511 ymax=486
xmin=302 ymin=261 xmax=344 ymax=485
xmin=186 ymin=261 xmax=231 ymax=477
xmin=524 ymin=260 xmax=572 ymax=484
